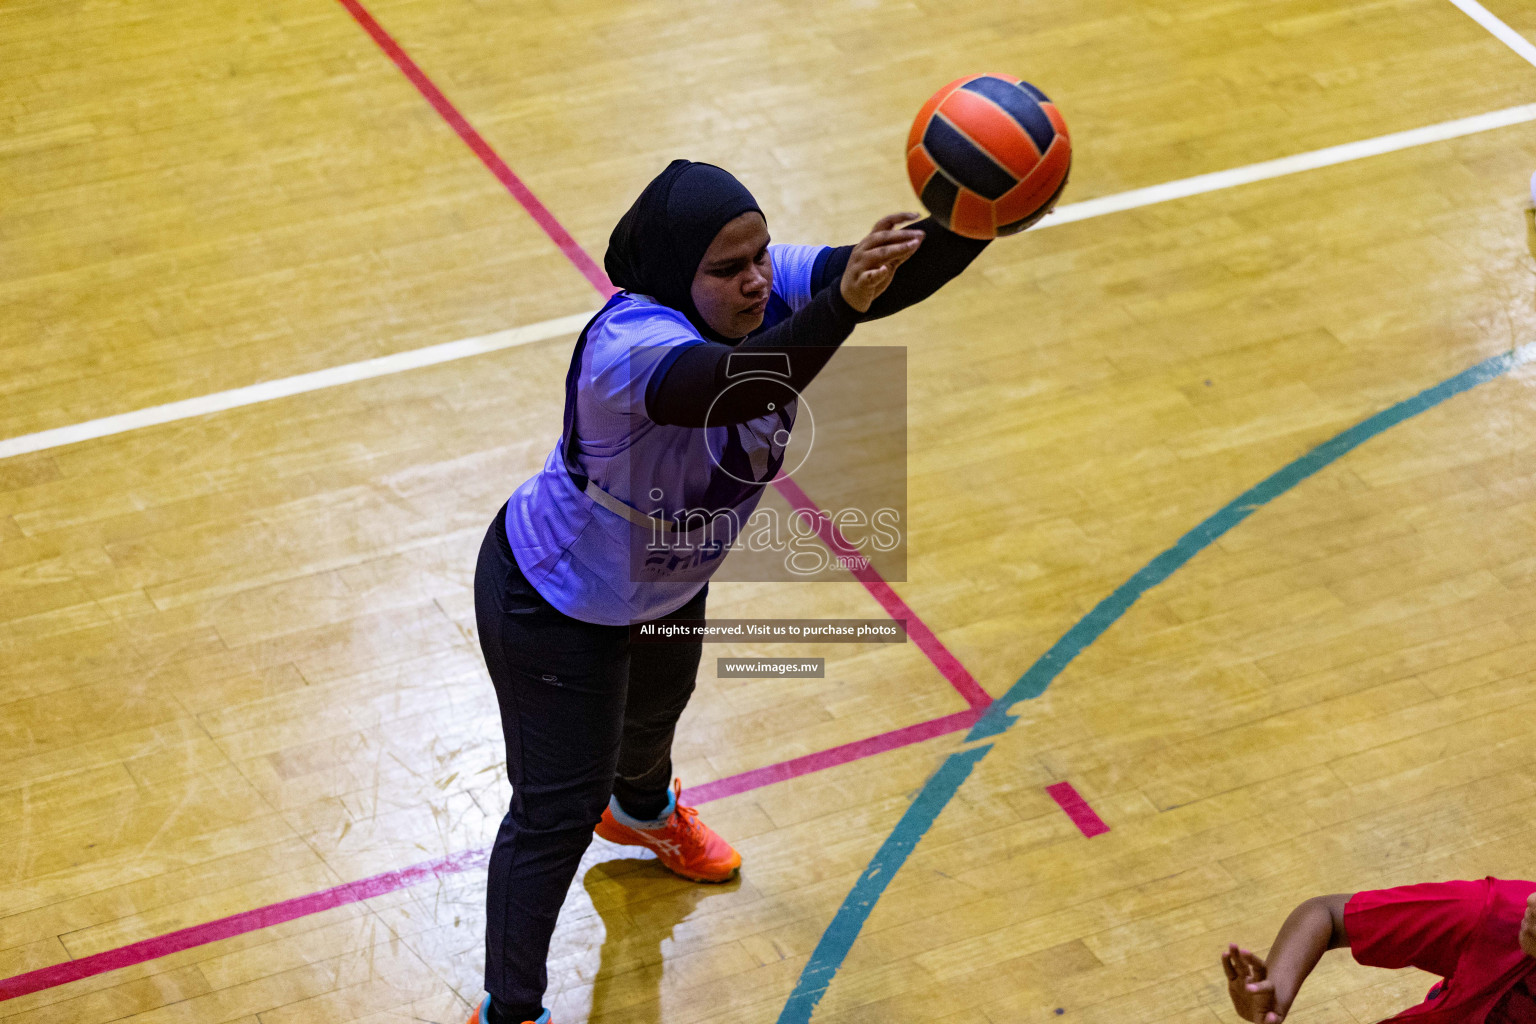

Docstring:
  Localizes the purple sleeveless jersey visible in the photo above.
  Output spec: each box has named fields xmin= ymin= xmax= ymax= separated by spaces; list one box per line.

xmin=505 ymin=243 xmax=828 ymax=625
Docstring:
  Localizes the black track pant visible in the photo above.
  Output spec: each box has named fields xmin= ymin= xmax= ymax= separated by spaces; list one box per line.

xmin=473 ymin=503 xmax=706 ymax=1012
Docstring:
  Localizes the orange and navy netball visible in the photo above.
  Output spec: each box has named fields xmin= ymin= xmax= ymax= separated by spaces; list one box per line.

xmin=906 ymin=74 xmax=1072 ymax=239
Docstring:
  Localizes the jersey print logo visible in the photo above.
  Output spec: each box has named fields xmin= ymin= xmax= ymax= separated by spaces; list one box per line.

xmin=643 ymin=540 xmax=727 ymax=574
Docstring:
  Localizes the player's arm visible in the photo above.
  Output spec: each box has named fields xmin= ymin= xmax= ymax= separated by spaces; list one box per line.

xmin=647 ymin=214 xmax=922 ymax=428
xmin=1223 ymin=894 xmax=1351 ymax=1024
xmin=811 ymin=216 xmax=989 ymax=321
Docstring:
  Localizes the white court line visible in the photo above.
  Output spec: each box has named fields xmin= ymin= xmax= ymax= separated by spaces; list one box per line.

xmin=1049 ymin=103 xmax=1536 ymax=225
xmin=5 ymin=102 xmax=1536 ymax=462
xmin=0 ymin=313 xmax=593 ymax=460
xmin=1444 ymin=0 xmax=1536 ymax=70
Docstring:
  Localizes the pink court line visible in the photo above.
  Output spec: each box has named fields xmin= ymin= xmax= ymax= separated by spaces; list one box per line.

xmin=333 ymin=0 xmax=616 ymax=298
xmin=771 ymin=477 xmax=993 ymax=710
xmin=0 ymin=708 xmax=983 ymax=1003
xmin=1045 ymin=781 xmax=1110 ymax=838
xmin=681 ymin=705 xmax=984 ymax=804
xmin=0 ymin=847 xmax=486 ymax=1003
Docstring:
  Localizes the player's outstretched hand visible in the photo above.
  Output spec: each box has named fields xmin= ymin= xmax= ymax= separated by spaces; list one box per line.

xmin=840 ymin=212 xmax=924 ymax=312
xmin=1222 ymin=945 xmax=1285 ymax=1024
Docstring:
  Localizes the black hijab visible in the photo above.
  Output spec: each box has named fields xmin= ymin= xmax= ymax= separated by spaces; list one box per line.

xmin=604 ymin=159 xmax=762 ymax=341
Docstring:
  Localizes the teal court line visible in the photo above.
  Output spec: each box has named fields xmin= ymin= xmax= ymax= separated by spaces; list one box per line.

xmin=777 ymin=340 xmax=1536 ymax=1023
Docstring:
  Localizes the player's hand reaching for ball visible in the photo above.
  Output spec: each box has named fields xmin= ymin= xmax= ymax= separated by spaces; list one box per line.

xmin=840 ymin=212 xmax=924 ymax=312
xmin=1223 ymin=946 xmax=1286 ymax=1024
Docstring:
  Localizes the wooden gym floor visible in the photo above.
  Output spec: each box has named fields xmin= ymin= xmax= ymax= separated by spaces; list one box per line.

xmin=4 ymin=0 xmax=1536 ymax=1021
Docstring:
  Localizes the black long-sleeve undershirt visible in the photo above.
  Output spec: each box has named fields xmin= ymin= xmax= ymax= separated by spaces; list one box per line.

xmin=809 ymin=216 xmax=989 ymax=322
xmin=645 ymin=218 xmax=987 ymax=428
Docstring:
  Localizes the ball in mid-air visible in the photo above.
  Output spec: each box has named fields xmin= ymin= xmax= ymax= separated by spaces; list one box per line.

xmin=906 ymin=74 xmax=1071 ymax=239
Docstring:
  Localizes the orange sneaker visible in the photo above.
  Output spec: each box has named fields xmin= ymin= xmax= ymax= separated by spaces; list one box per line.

xmin=594 ymin=779 xmax=742 ymax=882
xmin=466 ymin=996 xmax=548 ymax=1024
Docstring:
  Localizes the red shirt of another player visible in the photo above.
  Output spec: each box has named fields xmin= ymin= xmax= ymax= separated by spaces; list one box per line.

xmin=1345 ymin=878 xmax=1536 ymax=1023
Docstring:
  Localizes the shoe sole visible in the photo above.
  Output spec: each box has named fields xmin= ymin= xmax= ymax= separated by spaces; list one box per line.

xmin=670 ymin=864 xmax=740 ymax=884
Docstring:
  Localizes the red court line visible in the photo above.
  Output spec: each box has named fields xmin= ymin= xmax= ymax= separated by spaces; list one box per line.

xmin=0 ymin=709 xmax=982 ymax=1002
xmin=772 ymin=476 xmax=993 ymax=709
xmin=333 ymin=0 xmax=616 ymax=298
xmin=682 ymin=705 xmax=984 ymax=804
xmin=1045 ymin=781 xmax=1110 ymax=837
xmin=0 ymin=847 xmax=486 ymax=1003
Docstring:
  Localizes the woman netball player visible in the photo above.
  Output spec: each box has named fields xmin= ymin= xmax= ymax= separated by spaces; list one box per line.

xmin=468 ymin=158 xmax=1048 ymax=1024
